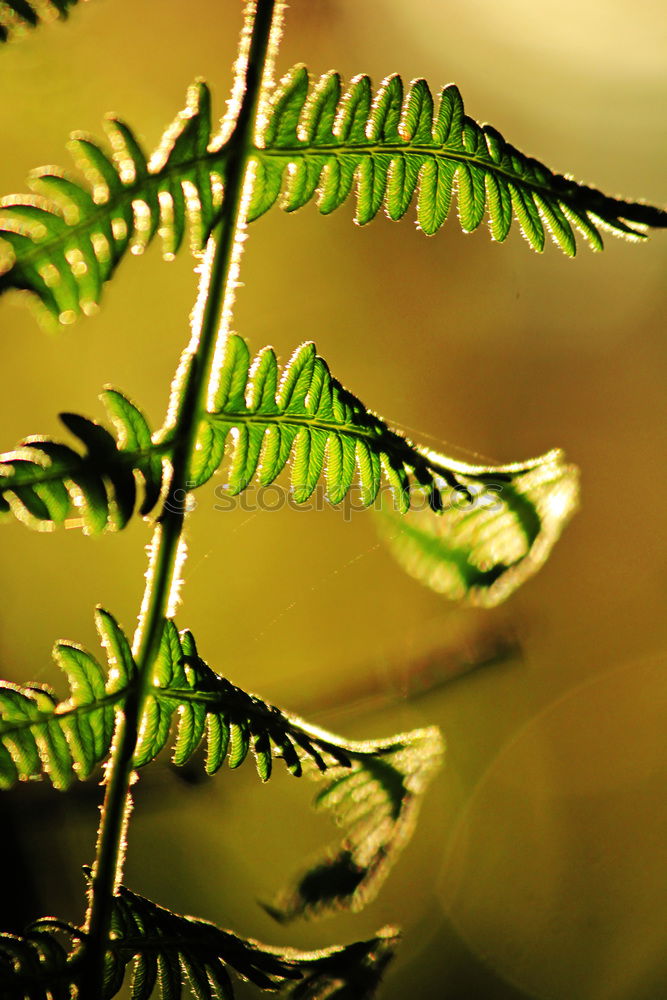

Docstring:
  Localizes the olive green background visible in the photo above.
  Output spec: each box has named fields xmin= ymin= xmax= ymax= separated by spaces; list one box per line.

xmin=1 ymin=1 xmax=666 ymax=997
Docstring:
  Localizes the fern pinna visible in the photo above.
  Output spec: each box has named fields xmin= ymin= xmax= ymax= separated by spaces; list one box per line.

xmin=0 ymin=331 xmax=578 ymax=603
xmin=0 ymin=609 xmax=133 ymax=789
xmin=0 ymin=81 xmax=222 ymax=326
xmin=0 ymin=0 xmax=664 ymax=999
xmin=250 ymin=67 xmax=667 ymax=250
xmin=1 ymin=65 xmax=665 ymax=324
xmin=0 ymin=610 xmax=429 ymax=994
xmin=0 ymin=0 xmax=86 ymax=44
xmin=0 ymin=390 xmax=163 ymax=532
xmin=0 ymin=878 xmax=398 ymax=999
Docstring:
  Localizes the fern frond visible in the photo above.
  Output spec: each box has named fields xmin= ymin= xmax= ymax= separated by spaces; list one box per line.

xmin=0 ymin=0 xmax=87 ymax=45
xmin=194 ymin=334 xmax=578 ymax=601
xmin=0 ymin=921 xmax=79 ymax=1000
xmin=284 ymin=927 xmax=396 ymax=1000
xmin=133 ymin=619 xmax=443 ymax=917
xmin=251 ymin=67 xmax=667 ymax=253
xmin=135 ymin=620 xmax=356 ymax=776
xmin=0 ymin=389 xmax=165 ymax=532
xmin=0 ymin=608 xmax=134 ymax=789
xmin=0 ymin=885 xmax=397 ymax=999
xmin=106 ymin=882 xmax=397 ymax=1000
xmin=264 ymin=726 xmax=443 ymax=920
xmin=0 ymin=81 xmax=225 ymax=325
xmin=377 ymin=446 xmax=580 ymax=607
xmin=2 ymin=70 xmax=664 ymax=326
xmin=196 ymin=333 xmax=467 ymax=508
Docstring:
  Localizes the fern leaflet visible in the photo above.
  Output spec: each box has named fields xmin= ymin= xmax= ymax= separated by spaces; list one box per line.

xmin=0 ymin=388 xmax=165 ymax=532
xmin=0 ymin=608 xmax=133 ymax=789
xmin=133 ymin=619 xmax=443 ymax=917
xmin=0 ymin=81 xmax=225 ymax=325
xmin=104 ymin=882 xmax=397 ymax=1000
xmin=197 ymin=333 xmax=459 ymax=508
xmin=198 ymin=333 xmax=469 ymax=505
xmin=0 ymin=923 xmax=76 ymax=1000
xmin=135 ymin=620 xmax=356 ymax=777
xmin=194 ymin=334 xmax=579 ymax=602
xmin=3 ymin=69 xmax=662 ymax=327
xmin=377 ymin=446 xmax=580 ymax=606
xmin=0 ymin=334 xmax=580 ymax=606
xmin=0 ymin=0 xmax=86 ymax=44
xmin=250 ymin=66 xmax=667 ymax=253
xmin=264 ymin=726 xmax=443 ymax=920
xmin=0 ymin=882 xmax=397 ymax=999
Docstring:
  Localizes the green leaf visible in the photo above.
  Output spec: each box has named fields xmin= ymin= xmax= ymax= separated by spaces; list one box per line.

xmin=195 ymin=334 xmax=578 ymax=601
xmin=0 ymin=609 xmax=134 ymax=789
xmin=134 ymin=619 xmax=442 ymax=917
xmin=0 ymin=81 xmax=226 ymax=325
xmin=0 ymin=390 xmax=165 ymax=533
xmin=377 ymin=447 xmax=580 ymax=607
xmin=0 ymin=0 xmax=87 ymax=45
xmin=134 ymin=621 xmax=353 ymax=779
xmin=197 ymin=334 xmax=457 ymax=510
xmin=252 ymin=67 xmax=667 ymax=252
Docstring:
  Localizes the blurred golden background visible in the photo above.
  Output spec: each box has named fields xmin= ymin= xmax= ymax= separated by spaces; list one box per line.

xmin=1 ymin=1 xmax=666 ymax=997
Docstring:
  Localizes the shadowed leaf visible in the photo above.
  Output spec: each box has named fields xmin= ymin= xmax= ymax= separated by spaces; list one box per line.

xmin=265 ymin=726 xmax=444 ymax=920
xmin=0 ymin=881 xmax=398 ymax=999
xmin=377 ymin=447 xmax=579 ymax=606
xmin=0 ymin=389 xmax=165 ymax=533
xmin=0 ymin=0 xmax=88 ymax=45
